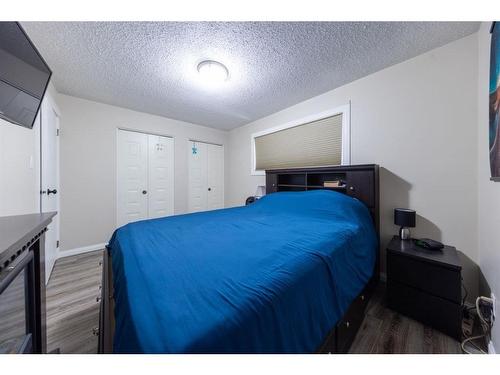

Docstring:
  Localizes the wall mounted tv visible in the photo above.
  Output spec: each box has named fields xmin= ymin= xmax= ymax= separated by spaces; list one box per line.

xmin=0 ymin=22 xmax=52 ymax=129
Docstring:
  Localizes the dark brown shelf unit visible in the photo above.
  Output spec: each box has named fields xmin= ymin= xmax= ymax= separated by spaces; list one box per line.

xmin=307 ymin=185 xmax=347 ymax=189
xmin=271 ymin=169 xmax=348 ymax=191
xmin=277 ymin=184 xmax=307 ymax=187
xmin=277 ymin=173 xmax=306 ymax=186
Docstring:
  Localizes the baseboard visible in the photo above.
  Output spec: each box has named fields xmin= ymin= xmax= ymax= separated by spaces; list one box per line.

xmin=58 ymin=243 xmax=107 ymax=259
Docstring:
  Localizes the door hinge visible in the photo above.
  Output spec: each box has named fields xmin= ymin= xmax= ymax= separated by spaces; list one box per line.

xmin=56 ymin=128 xmax=60 ymax=136
xmin=56 ymin=240 xmax=59 ymax=248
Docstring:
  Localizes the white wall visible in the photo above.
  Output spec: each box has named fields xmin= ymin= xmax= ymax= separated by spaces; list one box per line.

xmin=477 ymin=22 xmax=500 ymax=352
xmin=0 ymin=117 xmax=39 ymax=216
xmin=226 ymin=35 xmax=479 ymax=290
xmin=0 ymin=82 xmax=60 ymax=218
xmin=57 ymin=94 xmax=229 ymax=252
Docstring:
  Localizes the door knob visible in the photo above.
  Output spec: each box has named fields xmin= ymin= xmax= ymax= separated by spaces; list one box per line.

xmin=47 ymin=189 xmax=57 ymax=195
xmin=142 ymin=190 xmax=147 ymax=195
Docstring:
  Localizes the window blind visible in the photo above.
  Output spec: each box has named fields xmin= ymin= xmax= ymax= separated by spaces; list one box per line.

xmin=254 ymin=113 xmax=343 ymax=170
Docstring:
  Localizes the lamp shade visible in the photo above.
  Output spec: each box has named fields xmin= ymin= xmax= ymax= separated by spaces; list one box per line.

xmin=394 ymin=208 xmax=416 ymax=227
xmin=255 ymin=185 xmax=266 ymax=198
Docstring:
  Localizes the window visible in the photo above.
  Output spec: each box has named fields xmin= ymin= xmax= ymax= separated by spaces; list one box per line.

xmin=251 ymin=105 xmax=350 ymax=175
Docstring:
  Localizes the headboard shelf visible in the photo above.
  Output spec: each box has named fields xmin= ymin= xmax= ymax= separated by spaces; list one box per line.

xmin=307 ymin=185 xmax=346 ymax=190
xmin=266 ymin=164 xmax=378 ymax=212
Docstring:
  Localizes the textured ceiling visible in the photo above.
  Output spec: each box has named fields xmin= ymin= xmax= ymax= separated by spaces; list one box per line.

xmin=21 ymin=22 xmax=479 ymax=130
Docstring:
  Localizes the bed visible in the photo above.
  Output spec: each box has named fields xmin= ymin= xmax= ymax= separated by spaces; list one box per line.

xmin=98 ymin=164 xmax=380 ymax=354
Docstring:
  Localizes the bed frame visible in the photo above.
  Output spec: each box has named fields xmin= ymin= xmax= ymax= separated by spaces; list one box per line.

xmin=98 ymin=164 xmax=379 ymax=354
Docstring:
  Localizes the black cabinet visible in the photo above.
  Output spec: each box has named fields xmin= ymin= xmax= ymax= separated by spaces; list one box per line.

xmin=0 ymin=213 xmax=56 ymax=353
xmin=386 ymin=236 xmax=462 ymax=340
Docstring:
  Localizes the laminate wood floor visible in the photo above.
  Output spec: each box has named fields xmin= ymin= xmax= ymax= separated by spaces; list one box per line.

xmin=349 ymin=284 xmax=461 ymax=353
xmin=46 ymin=251 xmax=461 ymax=354
xmin=46 ymin=250 xmax=103 ymax=354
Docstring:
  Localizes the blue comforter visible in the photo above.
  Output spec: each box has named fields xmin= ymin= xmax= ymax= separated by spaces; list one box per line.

xmin=108 ymin=190 xmax=377 ymax=353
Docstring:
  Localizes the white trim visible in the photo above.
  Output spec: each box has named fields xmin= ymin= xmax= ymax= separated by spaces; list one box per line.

xmin=43 ymin=92 xmax=62 ymax=118
xmin=117 ymin=127 xmax=174 ymax=139
xmin=58 ymin=243 xmax=108 ymax=259
xmin=40 ymin=92 xmax=61 ymax=285
xmin=250 ymin=103 xmax=351 ymax=175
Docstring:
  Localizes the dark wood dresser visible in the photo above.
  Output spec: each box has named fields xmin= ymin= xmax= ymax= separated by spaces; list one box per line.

xmin=0 ymin=212 xmax=56 ymax=353
xmin=386 ymin=236 xmax=462 ymax=340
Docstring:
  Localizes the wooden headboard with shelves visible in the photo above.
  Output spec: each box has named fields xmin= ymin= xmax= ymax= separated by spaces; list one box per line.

xmin=265 ymin=164 xmax=380 ymax=283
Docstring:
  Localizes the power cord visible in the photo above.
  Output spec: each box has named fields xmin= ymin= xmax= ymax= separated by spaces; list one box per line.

xmin=461 ymin=296 xmax=494 ymax=354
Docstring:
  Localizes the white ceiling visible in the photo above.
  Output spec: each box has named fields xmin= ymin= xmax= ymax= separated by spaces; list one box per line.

xmin=22 ymin=22 xmax=479 ymax=130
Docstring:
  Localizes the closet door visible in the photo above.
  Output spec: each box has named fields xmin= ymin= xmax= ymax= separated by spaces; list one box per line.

xmin=148 ymin=135 xmax=174 ymax=219
xmin=188 ymin=142 xmax=208 ymax=212
xmin=117 ymin=130 xmax=148 ymax=227
xmin=207 ymin=144 xmax=224 ymax=210
xmin=188 ymin=141 xmax=224 ymax=213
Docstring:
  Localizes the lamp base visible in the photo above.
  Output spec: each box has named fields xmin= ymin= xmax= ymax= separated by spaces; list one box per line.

xmin=399 ymin=226 xmax=411 ymax=240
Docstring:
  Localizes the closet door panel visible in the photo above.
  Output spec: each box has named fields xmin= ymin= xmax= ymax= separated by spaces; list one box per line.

xmin=117 ymin=130 xmax=149 ymax=227
xmin=207 ymin=144 xmax=224 ymax=210
xmin=148 ymin=135 xmax=174 ymax=219
xmin=188 ymin=142 xmax=208 ymax=212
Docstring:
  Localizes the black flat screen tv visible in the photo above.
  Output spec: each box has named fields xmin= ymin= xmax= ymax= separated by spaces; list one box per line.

xmin=0 ymin=22 xmax=52 ymax=129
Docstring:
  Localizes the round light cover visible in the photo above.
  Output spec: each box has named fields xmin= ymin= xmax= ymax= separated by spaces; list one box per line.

xmin=197 ymin=60 xmax=229 ymax=85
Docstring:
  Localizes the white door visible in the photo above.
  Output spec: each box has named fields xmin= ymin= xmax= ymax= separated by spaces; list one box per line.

xmin=117 ymin=130 xmax=175 ymax=227
xmin=207 ymin=144 xmax=224 ymax=210
xmin=188 ymin=142 xmax=208 ymax=213
xmin=117 ymin=130 xmax=149 ymax=227
xmin=40 ymin=96 xmax=60 ymax=284
xmin=188 ymin=141 xmax=224 ymax=213
xmin=148 ymin=134 xmax=174 ymax=219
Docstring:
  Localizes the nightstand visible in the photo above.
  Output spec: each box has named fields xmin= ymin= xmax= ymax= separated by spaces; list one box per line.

xmin=386 ymin=236 xmax=462 ymax=340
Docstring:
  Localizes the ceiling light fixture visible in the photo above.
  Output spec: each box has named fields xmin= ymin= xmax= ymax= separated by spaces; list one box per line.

xmin=197 ymin=60 xmax=229 ymax=86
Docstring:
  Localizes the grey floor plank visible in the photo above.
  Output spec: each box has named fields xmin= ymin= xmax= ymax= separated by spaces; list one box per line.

xmin=46 ymin=250 xmax=103 ymax=354
xmin=349 ymin=284 xmax=462 ymax=354
xmin=349 ymin=315 xmax=383 ymax=353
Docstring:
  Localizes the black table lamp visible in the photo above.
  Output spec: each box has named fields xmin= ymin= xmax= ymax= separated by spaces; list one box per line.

xmin=394 ymin=208 xmax=416 ymax=240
